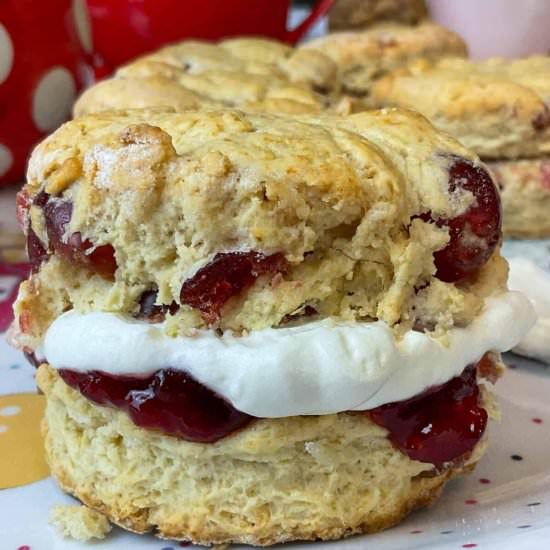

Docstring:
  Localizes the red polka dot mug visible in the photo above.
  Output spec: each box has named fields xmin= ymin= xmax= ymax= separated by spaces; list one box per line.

xmin=0 ymin=0 xmax=89 ymax=186
xmin=86 ymin=0 xmax=335 ymax=77
xmin=0 ymin=0 xmax=335 ymax=187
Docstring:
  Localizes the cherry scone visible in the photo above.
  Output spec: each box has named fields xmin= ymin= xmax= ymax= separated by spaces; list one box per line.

xmin=12 ymin=107 xmax=534 ymax=546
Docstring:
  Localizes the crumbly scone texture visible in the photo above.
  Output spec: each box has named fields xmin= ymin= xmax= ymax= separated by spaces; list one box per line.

xmin=301 ymin=22 xmax=466 ymax=97
xmin=49 ymin=504 xmax=112 ymax=541
xmin=38 ymin=364 xmax=493 ymax=546
xmin=15 ymin=108 xmax=508 ymax=350
xmin=488 ymin=158 xmax=550 ymax=238
xmin=329 ymin=0 xmax=428 ymax=30
xmin=74 ymin=38 xmax=339 ymax=117
xmin=371 ymin=57 xmax=550 ymax=159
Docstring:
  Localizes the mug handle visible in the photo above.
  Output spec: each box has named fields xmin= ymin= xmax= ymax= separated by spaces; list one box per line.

xmin=285 ymin=0 xmax=336 ymax=44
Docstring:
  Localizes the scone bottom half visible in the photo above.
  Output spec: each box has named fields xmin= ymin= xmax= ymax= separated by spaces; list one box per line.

xmin=12 ymin=108 xmax=525 ymax=545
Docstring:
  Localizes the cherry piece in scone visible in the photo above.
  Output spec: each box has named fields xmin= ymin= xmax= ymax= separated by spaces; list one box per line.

xmin=43 ymin=198 xmax=117 ymax=279
xmin=23 ymin=349 xmax=43 ymax=368
xmin=137 ymin=289 xmax=179 ymax=322
xmin=180 ymin=251 xmax=287 ymax=323
xmin=26 ymin=228 xmax=49 ymax=272
xmin=425 ymin=157 xmax=501 ymax=283
xmin=59 ymin=368 xmax=253 ymax=443
xmin=368 ymin=363 xmax=488 ymax=468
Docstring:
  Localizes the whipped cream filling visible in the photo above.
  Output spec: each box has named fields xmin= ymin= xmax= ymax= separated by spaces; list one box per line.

xmin=42 ymin=291 xmax=535 ymax=418
xmin=507 ymin=258 xmax=550 ymax=364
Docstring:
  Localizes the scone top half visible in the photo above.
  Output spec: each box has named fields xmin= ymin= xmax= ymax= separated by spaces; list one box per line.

xmin=14 ymin=108 xmax=533 ymax=425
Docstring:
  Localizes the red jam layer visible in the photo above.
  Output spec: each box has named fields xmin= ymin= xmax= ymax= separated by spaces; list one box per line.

xmin=369 ymin=363 xmax=487 ymax=468
xmin=58 ymin=368 xmax=253 ymax=443
xmin=58 ymin=361 xmax=488 ymax=465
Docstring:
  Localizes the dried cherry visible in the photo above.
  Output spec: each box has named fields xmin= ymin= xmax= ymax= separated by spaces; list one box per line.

xmin=43 ymin=198 xmax=117 ymax=279
xmin=59 ymin=368 xmax=253 ymax=443
xmin=423 ymin=158 xmax=501 ymax=282
xmin=180 ymin=251 xmax=287 ymax=323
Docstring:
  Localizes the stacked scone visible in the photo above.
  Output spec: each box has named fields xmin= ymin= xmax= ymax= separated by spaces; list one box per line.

xmin=371 ymin=56 xmax=550 ymax=238
xmin=75 ymin=28 xmax=467 ymax=118
xmin=13 ymin=106 xmax=534 ymax=545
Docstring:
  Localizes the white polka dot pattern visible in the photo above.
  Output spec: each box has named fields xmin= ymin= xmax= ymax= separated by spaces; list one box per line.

xmin=73 ymin=0 xmax=93 ymax=53
xmin=0 ymin=143 xmax=13 ymax=177
xmin=32 ymin=67 xmax=76 ymax=132
xmin=0 ymin=406 xmax=21 ymax=416
xmin=0 ymin=23 xmax=14 ymax=85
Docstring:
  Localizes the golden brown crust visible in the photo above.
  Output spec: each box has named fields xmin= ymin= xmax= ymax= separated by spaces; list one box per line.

xmin=371 ymin=57 xmax=550 ymax=159
xmin=488 ymin=158 xmax=550 ymax=238
xmin=301 ymin=22 xmax=466 ymax=97
xmin=74 ymin=38 xmax=337 ymax=117
xmin=75 ymin=30 xmax=466 ymax=117
xmin=38 ymin=364 xmax=488 ymax=546
xmin=329 ymin=0 xmax=428 ymax=30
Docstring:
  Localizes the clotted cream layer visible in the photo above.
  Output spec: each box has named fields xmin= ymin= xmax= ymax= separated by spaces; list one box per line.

xmin=42 ymin=291 xmax=535 ymax=418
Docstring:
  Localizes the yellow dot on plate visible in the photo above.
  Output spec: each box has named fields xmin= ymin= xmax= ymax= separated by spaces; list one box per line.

xmin=0 ymin=393 xmax=50 ymax=488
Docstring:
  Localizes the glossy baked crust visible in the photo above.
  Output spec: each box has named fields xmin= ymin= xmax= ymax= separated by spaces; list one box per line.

xmin=14 ymin=108 xmax=507 ymax=349
xmin=302 ymin=22 xmax=466 ymax=97
xmin=38 ymin=364 xmax=494 ymax=546
xmin=371 ymin=57 xmax=550 ymax=159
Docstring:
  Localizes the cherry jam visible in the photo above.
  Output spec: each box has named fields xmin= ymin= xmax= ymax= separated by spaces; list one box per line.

xmin=59 ymin=360 xmax=488 ymax=463
xmin=59 ymin=368 xmax=253 ymax=443
xmin=368 ymin=363 xmax=487 ymax=467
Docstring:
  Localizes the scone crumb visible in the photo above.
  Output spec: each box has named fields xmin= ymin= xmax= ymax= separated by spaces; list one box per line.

xmin=49 ymin=504 xmax=112 ymax=541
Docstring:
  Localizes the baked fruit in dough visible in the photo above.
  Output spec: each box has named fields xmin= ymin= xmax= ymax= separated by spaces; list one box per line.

xmin=15 ymin=108 xmax=505 ymax=344
xmin=13 ymin=108 xmax=534 ymax=545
